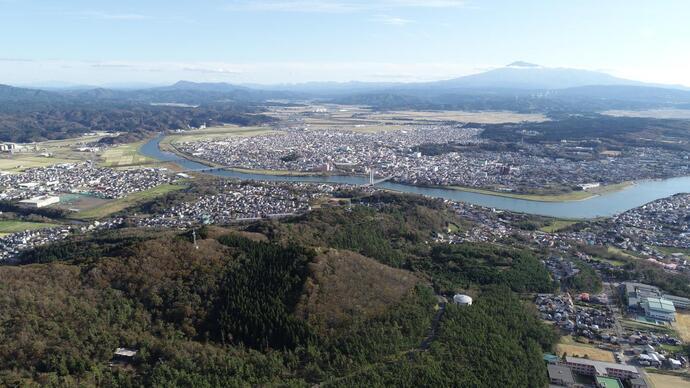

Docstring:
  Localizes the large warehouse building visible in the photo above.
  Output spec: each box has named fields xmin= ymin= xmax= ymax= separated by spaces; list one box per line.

xmin=18 ymin=195 xmax=60 ymax=208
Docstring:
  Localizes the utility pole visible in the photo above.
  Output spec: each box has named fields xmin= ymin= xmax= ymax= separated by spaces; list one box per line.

xmin=192 ymin=229 xmax=199 ymax=250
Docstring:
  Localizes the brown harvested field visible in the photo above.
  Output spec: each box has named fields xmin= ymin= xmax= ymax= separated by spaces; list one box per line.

xmin=55 ymin=194 xmax=110 ymax=213
xmin=555 ymin=337 xmax=615 ymax=362
xmin=603 ymin=109 xmax=690 ymax=119
xmin=367 ymin=110 xmax=548 ymax=123
xmin=297 ymin=249 xmax=418 ymax=331
xmin=673 ymin=312 xmax=690 ymax=342
xmin=165 ymin=125 xmax=278 ymax=144
xmin=646 ymin=372 xmax=690 ymax=388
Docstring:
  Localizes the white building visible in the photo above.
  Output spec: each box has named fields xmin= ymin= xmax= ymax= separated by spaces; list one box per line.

xmin=453 ymin=294 xmax=473 ymax=306
xmin=564 ymin=356 xmax=639 ymax=380
xmin=19 ymin=195 xmax=60 ymax=208
xmin=642 ymin=297 xmax=676 ymax=322
xmin=0 ymin=143 xmax=17 ymax=152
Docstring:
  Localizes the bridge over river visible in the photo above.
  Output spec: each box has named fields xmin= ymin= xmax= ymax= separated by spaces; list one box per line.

xmin=141 ymin=136 xmax=690 ymax=219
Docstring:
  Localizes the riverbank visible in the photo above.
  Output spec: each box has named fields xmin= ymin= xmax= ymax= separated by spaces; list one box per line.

xmin=443 ymin=181 xmax=634 ymax=202
xmin=140 ymin=135 xmax=690 ymax=219
xmin=161 ymin=140 xmax=318 ymax=177
xmin=160 ymin=134 xmax=636 ymax=202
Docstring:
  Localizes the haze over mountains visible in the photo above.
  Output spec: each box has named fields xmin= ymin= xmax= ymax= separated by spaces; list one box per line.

xmin=3 ymin=63 xmax=690 ymax=111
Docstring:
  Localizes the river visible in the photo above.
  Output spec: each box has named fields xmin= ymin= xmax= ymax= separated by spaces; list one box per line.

xmin=140 ymin=136 xmax=690 ymax=219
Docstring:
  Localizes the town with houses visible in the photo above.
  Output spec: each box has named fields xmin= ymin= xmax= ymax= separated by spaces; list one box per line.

xmin=0 ymin=110 xmax=688 ymax=387
xmin=173 ymin=124 xmax=690 ymax=193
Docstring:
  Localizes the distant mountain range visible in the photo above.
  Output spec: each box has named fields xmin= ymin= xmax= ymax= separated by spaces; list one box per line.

xmin=3 ymin=62 xmax=690 ymax=111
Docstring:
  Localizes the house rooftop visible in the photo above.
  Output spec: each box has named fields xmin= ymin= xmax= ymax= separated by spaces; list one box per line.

xmin=644 ymin=297 xmax=676 ymax=313
xmin=547 ymin=364 xmax=575 ymax=384
xmin=565 ymin=356 xmax=639 ymax=374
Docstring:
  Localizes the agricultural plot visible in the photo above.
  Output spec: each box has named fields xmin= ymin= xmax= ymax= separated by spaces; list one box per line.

xmin=555 ymin=336 xmax=615 ymax=362
xmin=99 ymin=142 xmax=153 ymax=167
xmin=0 ymin=220 xmax=60 ymax=236
xmin=673 ymin=312 xmax=690 ymax=343
xmin=0 ymin=156 xmax=77 ymax=172
xmin=366 ymin=110 xmax=548 ymax=124
xmin=164 ymin=126 xmax=277 ymax=144
xmin=72 ymin=184 xmax=186 ymax=220
xmin=604 ymin=109 xmax=690 ymax=119
xmin=55 ymin=194 xmax=111 ymax=213
xmin=646 ymin=372 xmax=690 ymax=388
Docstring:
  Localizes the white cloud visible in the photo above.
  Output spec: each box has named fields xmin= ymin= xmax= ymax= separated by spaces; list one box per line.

xmin=224 ymin=0 xmax=467 ymax=13
xmin=182 ymin=66 xmax=244 ymax=75
xmin=5 ymin=59 xmax=690 ymax=87
xmin=68 ymin=11 xmax=149 ymax=21
xmin=0 ymin=59 xmax=484 ymax=85
xmin=371 ymin=15 xmax=415 ymax=26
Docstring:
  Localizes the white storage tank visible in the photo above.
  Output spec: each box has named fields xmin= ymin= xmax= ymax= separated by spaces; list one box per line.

xmin=453 ymin=294 xmax=473 ymax=306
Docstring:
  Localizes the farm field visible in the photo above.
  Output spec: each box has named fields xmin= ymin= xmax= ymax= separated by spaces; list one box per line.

xmin=71 ymin=184 xmax=186 ymax=220
xmin=0 ymin=220 xmax=60 ymax=236
xmin=0 ymin=155 xmax=78 ymax=172
xmin=99 ymin=142 xmax=154 ymax=167
xmin=55 ymin=194 xmax=111 ymax=213
xmin=646 ymin=372 xmax=690 ymax=388
xmin=270 ymin=105 xmax=548 ymax=131
xmin=555 ymin=336 xmax=615 ymax=362
xmin=366 ymin=110 xmax=548 ymax=123
xmin=163 ymin=125 xmax=277 ymax=144
xmin=303 ymin=118 xmax=406 ymax=133
xmin=604 ymin=109 xmax=690 ymax=119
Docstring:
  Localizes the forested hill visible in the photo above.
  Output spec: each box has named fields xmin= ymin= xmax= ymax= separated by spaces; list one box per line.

xmin=0 ymin=194 xmax=557 ymax=387
xmin=0 ymin=83 xmax=277 ymax=143
xmin=0 ymin=100 xmax=274 ymax=143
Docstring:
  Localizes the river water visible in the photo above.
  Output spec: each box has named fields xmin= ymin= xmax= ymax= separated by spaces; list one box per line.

xmin=140 ymin=136 xmax=690 ymax=219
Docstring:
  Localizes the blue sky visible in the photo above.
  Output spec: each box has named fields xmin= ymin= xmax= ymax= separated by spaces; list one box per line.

xmin=1 ymin=0 xmax=689 ymax=86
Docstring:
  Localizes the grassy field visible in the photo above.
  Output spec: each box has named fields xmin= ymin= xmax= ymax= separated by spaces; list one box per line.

xmin=540 ymin=220 xmax=579 ymax=233
xmin=0 ymin=220 xmax=60 ymax=235
xmin=656 ymin=246 xmax=690 ymax=258
xmin=445 ymin=181 xmax=633 ymax=203
xmin=590 ymin=257 xmax=627 ymax=267
xmin=607 ymin=246 xmax=643 ymax=260
xmin=673 ymin=312 xmax=690 ymax=343
xmin=163 ymin=125 xmax=277 ymax=144
xmin=0 ymin=156 xmax=77 ymax=172
xmin=646 ymin=372 xmax=690 ymax=388
xmin=99 ymin=142 xmax=154 ymax=167
xmin=72 ymin=184 xmax=186 ymax=220
xmin=555 ymin=336 xmax=615 ymax=362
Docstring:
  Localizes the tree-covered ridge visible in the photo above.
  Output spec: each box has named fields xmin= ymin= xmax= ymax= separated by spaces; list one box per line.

xmin=0 ymin=100 xmax=273 ymax=143
xmin=210 ymin=235 xmax=315 ymax=349
xmin=322 ymin=287 xmax=557 ymax=388
xmin=0 ymin=197 xmax=557 ymax=387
